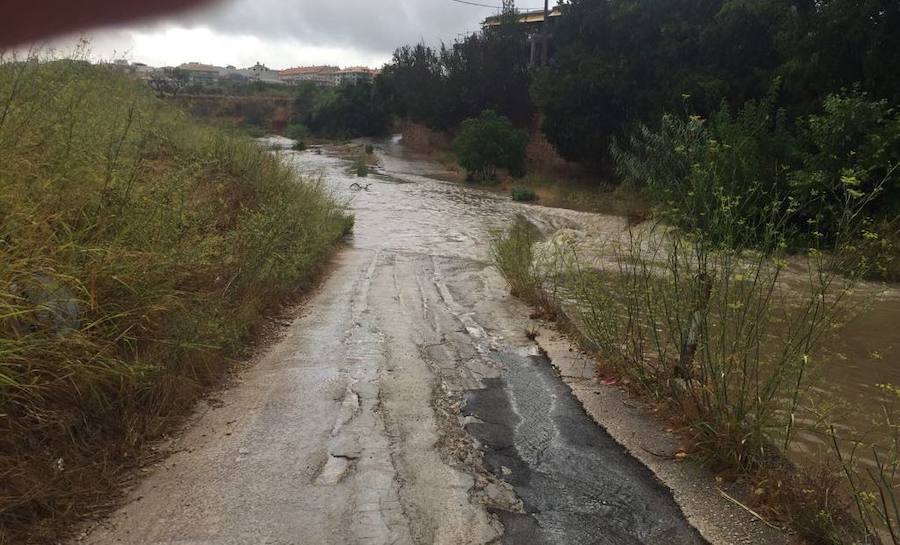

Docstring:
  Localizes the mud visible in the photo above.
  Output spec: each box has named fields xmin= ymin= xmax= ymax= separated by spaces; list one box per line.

xmin=72 ymin=137 xmax=779 ymax=545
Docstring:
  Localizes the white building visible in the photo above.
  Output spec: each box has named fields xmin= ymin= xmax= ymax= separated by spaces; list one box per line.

xmin=177 ymin=62 xmax=221 ymax=84
xmin=278 ymin=65 xmax=377 ymax=87
xmin=242 ymin=62 xmax=284 ymax=85
xmin=278 ymin=65 xmax=341 ymax=87
xmin=336 ymin=67 xmax=376 ymax=86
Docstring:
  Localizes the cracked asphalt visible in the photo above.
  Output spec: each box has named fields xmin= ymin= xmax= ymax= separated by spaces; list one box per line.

xmin=74 ymin=138 xmax=706 ymax=545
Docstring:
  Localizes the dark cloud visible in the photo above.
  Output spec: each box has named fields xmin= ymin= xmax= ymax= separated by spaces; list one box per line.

xmin=179 ymin=0 xmax=501 ymax=56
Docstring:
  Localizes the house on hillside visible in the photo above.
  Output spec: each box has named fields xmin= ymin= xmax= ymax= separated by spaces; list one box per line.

xmin=278 ymin=65 xmax=341 ymax=87
xmin=337 ymin=67 xmax=376 ymax=86
xmin=178 ymin=62 xmax=221 ymax=84
xmin=278 ymin=65 xmax=379 ymax=87
xmin=240 ymin=62 xmax=285 ymax=85
xmin=218 ymin=65 xmax=249 ymax=83
xmin=131 ymin=62 xmax=158 ymax=81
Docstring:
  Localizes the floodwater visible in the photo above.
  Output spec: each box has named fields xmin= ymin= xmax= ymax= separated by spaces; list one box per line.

xmin=80 ymin=134 xmax=897 ymax=545
xmin=81 ymin=135 xmax=710 ymax=545
xmin=281 ymin=135 xmax=899 ymax=469
xmin=280 ymin=137 xmax=706 ymax=544
xmin=795 ymin=286 xmax=900 ymax=463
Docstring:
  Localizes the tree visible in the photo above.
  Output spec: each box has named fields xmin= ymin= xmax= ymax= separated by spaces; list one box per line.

xmin=781 ymin=0 xmax=900 ymax=110
xmin=375 ymin=18 xmax=533 ymax=132
xmin=534 ymin=0 xmax=802 ymax=167
xmin=294 ymin=81 xmax=389 ymax=139
xmin=439 ymin=22 xmax=533 ymax=128
xmin=454 ymin=110 xmax=528 ymax=180
xmin=375 ymin=44 xmax=446 ymax=128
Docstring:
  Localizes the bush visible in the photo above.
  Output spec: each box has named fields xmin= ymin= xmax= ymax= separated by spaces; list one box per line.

xmin=492 ymin=203 xmax=867 ymax=539
xmin=454 ymin=110 xmax=528 ymax=181
xmin=511 ymin=187 xmax=538 ymax=202
xmin=614 ymin=90 xmax=899 ymax=265
xmin=0 ymin=54 xmax=351 ymax=541
xmin=299 ymin=81 xmax=390 ymax=139
xmin=285 ymin=122 xmax=309 ymax=142
xmin=613 ymin=102 xmax=791 ymax=249
xmin=285 ymin=122 xmax=309 ymax=150
xmin=789 ymin=90 xmax=900 ymax=247
xmin=490 ymin=215 xmax=544 ymax=302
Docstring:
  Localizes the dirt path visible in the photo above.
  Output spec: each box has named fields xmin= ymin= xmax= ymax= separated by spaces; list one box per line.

xmin=74 ymin=139 xmax=776 ymax=545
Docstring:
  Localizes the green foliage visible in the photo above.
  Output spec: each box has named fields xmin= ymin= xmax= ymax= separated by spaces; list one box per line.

xmin=284 ymin=122 xmax=309 ymax=142
xmin=490 ymin=215 xmax=543 ymax=302
xmin=536 ymin=0 xmax=900 ymax=167
xmin=376 ymin=44 xmax=446 ymax=128
xmin=511 ymin=187 xmax=538 ymax=202
xmin=376 ymin=22 xmax=532 ymax=132
xmin=0 ymin=55 xmax=351 ymax=541
xmin=293 ymin=81 xmax=389 ymax=139
xmin=493 ymin=205 xmax=865 ymax=538
xmin=285 ymin=122 xmax=309 ymax=150
xmin=438 ymin=24 xmax=533 ymax=128
xmin=613 ymin=95 xmax=795 ymax=249
xmin=782 ymin=0 xmax=900 ymax=109
xmin=790 ymin=91 xmax=900 ymax=233
xmin=614 ymin=90 xmax=899 ymax=270
xmin=454 ymin=110 xmax=528 ymax=181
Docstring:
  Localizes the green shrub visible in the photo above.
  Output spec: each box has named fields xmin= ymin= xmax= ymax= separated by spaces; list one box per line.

xmin=354 ymin=156 xmax=369 ymax=177
xmin=297 ymin=81 xmax=390 ymax=139
xmin=492 ymin=203 xmax=866 ymax=538
xmin=454 ymin=110 xmax=528 ymax=181
xmin=790 ymin=90 xmax=900 ymax=245
xmin=490 ymin=215 xmax=543 ymax=301
xmin=0 ymin=54 xmax=351 ymax=541
xmin=511 ymin=187 xmax=538 ymax=202
xmin=614 ymin=90 xmax=899 ymax=266
xmin=613 ymin=91 xmax=797 ymax=250
xmin=285 ymin=122 xmax=309 ymax=142
xmin=242 ymin=123 xmax=266 ymax=138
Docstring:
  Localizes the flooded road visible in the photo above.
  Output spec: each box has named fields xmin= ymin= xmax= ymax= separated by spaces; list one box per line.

xmin=74 ymin=138 xmax=718 ymax=545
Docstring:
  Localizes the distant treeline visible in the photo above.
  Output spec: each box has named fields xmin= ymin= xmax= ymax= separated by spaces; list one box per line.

xmin=376 ymin=0 xmax=898 ymax=162
xmin=370 ymin=0 xmax=900 ymax=277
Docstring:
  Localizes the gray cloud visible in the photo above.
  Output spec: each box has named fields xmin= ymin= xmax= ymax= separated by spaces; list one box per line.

xmin=177 ymin=0 xmax=499 ymax=57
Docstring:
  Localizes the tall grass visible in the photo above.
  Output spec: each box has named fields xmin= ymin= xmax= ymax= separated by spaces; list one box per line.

xmin=0 ymin=51 xmax=351 ymax=543
xmin=491 ymin=142 xmax=897 ymax=543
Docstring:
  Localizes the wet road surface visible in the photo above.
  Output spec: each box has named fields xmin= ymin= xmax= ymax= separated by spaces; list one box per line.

xmin=76 ymin=139 xmax=704 ymax=545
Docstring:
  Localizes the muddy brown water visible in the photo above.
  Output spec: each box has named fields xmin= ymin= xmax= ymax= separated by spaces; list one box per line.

xmin=288 ymin=135 xmax=898 ymax=474
xmin=793 ymin=286 xmax=900 ymax=468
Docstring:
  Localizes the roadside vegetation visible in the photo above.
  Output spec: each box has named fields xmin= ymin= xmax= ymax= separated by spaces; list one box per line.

xmin=489 ymin=97 xmax=897 ymax=545
xmin=0 ymin=52 xmax=351 ymax=543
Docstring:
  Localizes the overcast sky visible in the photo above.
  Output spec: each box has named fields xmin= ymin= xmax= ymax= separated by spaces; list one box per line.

xmin=42 ymin=0 xmax=524 ymax=69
